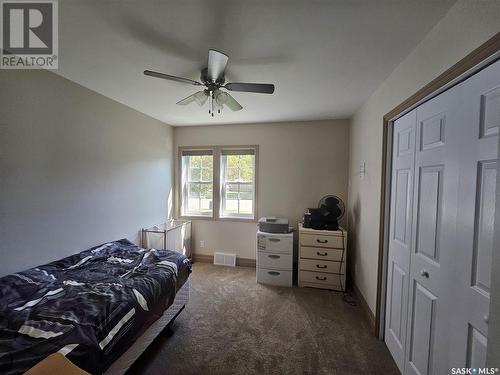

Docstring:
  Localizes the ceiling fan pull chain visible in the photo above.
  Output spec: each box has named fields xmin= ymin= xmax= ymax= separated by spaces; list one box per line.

xmin=212 ymin=91 xmax=215 ymax=117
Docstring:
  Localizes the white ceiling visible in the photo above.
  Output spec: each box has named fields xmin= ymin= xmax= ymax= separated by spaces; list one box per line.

xmin=56 ymin=0 xmax=455 ymax=126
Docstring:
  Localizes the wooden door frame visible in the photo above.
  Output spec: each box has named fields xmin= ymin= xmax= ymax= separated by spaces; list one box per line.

xmin=375 ymin=32 xmax=500 ymax=339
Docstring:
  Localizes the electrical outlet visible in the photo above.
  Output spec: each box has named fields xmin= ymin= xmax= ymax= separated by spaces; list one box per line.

xmin=200 ymin=240 xmax=205 ymax=248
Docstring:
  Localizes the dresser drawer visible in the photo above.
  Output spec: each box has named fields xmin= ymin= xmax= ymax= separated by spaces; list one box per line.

xmin=257 ymin=268 xmax=292 ymax=287
xmin=300 ymin=234 xmax=343 ymax=249
xmin=257 ymin=234 xmax=293 ymax=254
xmin=300 ymin=258 xmax=345 ymax=274
xmin=257 ymin=251 xmax=292 ymax=270
xmin=299 ymin=270 xmax=342 ymax=288
xmin=300 ymin=247 xmax=344 ymax=261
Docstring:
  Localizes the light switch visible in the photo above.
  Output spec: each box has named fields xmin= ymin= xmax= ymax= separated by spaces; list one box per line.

xmin=359 ymin=162 xmax=366 ymax=179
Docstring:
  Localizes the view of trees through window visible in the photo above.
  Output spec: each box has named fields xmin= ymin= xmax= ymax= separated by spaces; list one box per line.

xmin=222 ymin=154 xmax=254 ymax=217
xmin=186 ymin=155 xmax=213 ymax=215
xmin=181 ymin=148 xmax=256 ymax=218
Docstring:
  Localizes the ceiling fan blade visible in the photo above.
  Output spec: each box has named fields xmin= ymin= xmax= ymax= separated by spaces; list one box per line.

xmin=176 ymin=90 xmax=208 ymax=106
xmin=176 ymin=94 xmax=196 ymax=106
xmin=207 ymin=49 xmax=228 ymax=82
xmin=225 ymin=82 xmax=275 ymax=94
xmin=144 ymin=70 xmax=202 ymax=86
xmin=215 ymin=91 xmax=243 ymax=111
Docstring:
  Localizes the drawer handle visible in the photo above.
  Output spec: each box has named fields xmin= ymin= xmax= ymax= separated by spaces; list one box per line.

xmin=269 ymin=238 xmax=281 ymax=242
xmin=316 ymin=252 xmax=328 ymax=256
xmin=315 ymin=276 xmax=327 ymax=281
xmin=316 ymin=239 xmax=328 ymax=244
xmin=316 ymin=264 xmax=327 ymax=269
xmin=268 ymin=271 xmax=281 ymax=276
xmin=268 ymin=255 xmax=281 ymax=259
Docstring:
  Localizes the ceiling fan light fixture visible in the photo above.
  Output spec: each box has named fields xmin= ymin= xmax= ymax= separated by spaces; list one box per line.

xmin=214 ymin=90 xmax=227 ymax=105
xmin=193 ymin=90 xmax=208 ymax=106
xmin=144 ymin=49 xmax=275 ymax=117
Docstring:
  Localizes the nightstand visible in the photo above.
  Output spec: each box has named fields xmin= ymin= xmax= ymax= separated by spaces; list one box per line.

xmin=298 ymin=223 xmax=347 ymax=291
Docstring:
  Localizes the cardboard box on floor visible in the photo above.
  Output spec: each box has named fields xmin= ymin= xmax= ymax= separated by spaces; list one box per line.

xmin=24 ymin=353 xmax=90 ymax=375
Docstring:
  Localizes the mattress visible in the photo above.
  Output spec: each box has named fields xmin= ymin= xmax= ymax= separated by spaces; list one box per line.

xmin=0 ymin=239 xmax=192 ymax=374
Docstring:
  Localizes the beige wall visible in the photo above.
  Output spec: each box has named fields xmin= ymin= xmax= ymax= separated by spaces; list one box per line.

xmin=347 ymin=0 xmax=500 ymax=313
xmin=174 ymin=120 xmax=349 ymax=259
xmin=0 ymin=70 xmax=173 ymax=277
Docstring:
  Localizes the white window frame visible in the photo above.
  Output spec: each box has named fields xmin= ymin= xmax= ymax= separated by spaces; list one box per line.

xmin=178 ymin=145 xmax=258 ymax=221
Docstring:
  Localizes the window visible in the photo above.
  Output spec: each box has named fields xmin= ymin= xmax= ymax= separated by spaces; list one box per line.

xmin=181 ymin=150 xmax=213 ymax=217
xmin=179 ymin=146 xmax=258 ymax=220
xmin=220 ymin=150 xmax=255 ymax=219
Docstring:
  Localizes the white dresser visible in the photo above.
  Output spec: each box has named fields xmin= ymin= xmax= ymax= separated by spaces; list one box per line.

xmin=298 ymin=224 xmax=347 ymax=291
xmin=256 ymin=230 xmax=293 ymax=287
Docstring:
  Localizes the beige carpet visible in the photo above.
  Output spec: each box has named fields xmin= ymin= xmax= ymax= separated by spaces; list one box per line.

xmin=129 ymin=263 xmax=399 ymax=375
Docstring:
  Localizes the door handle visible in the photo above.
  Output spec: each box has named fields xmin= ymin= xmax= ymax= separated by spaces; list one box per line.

xmin=269 ymin=238 xmax=281 ymax=242
xmin=316 ymin=264 xmax=327 ymax=269
xmin=420 ymin=270 xmax=430 ymax=278
xmin=484 ymin=315 xmax=489 ymax=324
xmin=315 ymin=276 xmax=327 ymax=281
xmin=316 ymin=239 xmax=328 ymax=244
xmin=268 ymin=271 xmax=280 ymax=276
xmin=268 ymin=255 xmax=281 ymax=259
xmin=316 ymin=252 xmax=328 ymax=256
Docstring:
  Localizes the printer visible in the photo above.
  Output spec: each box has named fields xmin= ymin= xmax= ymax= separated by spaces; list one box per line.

xmin=258 ymin=217 xmax=290 ymax=234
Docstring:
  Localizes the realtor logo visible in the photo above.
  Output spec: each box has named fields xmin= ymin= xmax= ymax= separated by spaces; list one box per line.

xmin=1 ymin=0 xmax=58 ymax=69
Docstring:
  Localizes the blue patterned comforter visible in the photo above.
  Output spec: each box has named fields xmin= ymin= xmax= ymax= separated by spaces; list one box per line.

xmin=0 ymin=239 xmax=191 ymax=374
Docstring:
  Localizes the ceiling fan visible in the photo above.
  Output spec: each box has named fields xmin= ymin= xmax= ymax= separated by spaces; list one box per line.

xmin=144 ymin=49 xmax=275 ymax=116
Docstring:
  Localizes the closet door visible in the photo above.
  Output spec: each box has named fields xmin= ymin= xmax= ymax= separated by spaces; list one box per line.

xmin=385 ymin=109 xmax=417 ymax=372
xmin=449 ymin=60 xmax=500 ymax=368
xmin=405 ymin=83 xmax=462 ymax=375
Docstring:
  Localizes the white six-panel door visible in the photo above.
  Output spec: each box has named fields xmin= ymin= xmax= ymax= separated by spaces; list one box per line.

xmin=385 ymin=110 xmax=417 ymax=372
xmin=449 ymin=61 xmax=499 ymax=369
xmin=405 ymin=83 xmax=462 ymax=375
xmin=385 ymin=59 xmax=499 ymax=374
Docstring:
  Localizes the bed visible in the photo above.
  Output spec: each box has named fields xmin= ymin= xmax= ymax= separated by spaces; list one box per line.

xmin=0 ymin=239 xmax=192 ymax=374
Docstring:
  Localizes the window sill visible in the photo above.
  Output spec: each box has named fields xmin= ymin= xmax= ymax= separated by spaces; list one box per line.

xmin=218 ymin=216 xmax=257 ymax=223
xmin=178 ymin=215 xmax=257 ymax=223
xmin=179 ymin=215 xmax=215 ymax=221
